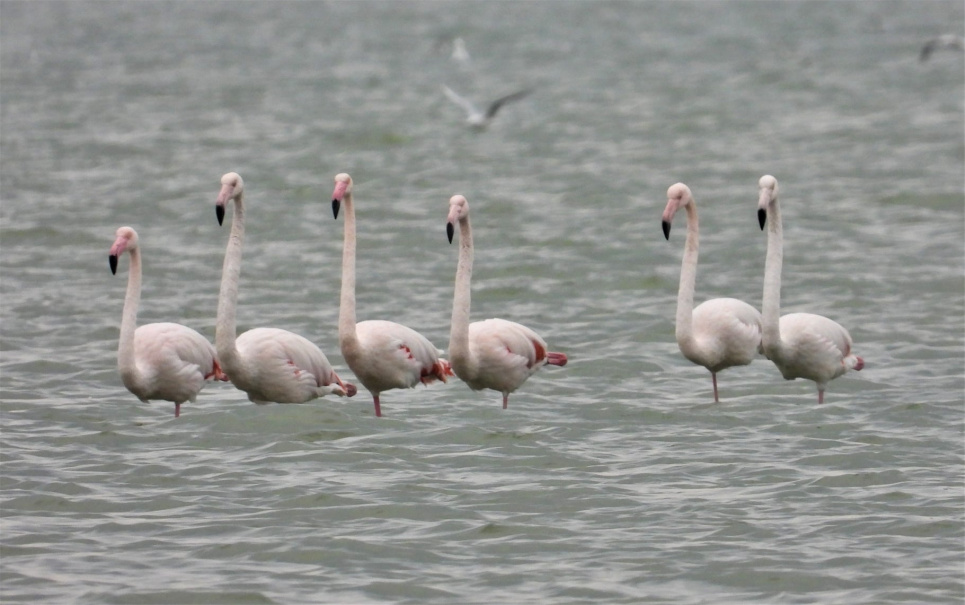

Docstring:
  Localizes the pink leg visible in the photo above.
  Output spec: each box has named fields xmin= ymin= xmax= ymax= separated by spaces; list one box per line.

xmin=502 ymin=393 xmax=509 ymax=409
xmin=174 ymin=402 xmax=181 ymax=418
xmin=817 ymin=389 xmax=825 ymax=404
xmin=712 ymin=373 xmax=719 ymax=403
xmin=373 ymin=395 xmax=382 ymax=417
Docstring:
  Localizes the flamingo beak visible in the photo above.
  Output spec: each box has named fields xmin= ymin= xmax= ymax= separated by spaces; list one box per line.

xmin=447 ymin=222 xmax=454 ymax=243
xmin=216 ymin=182 xmax=233 ymax=226
xmin=662 ymin=220 xmax=671 ymax=240
xmin=331 ymin=180 xmax=348 ymax=219
xmin=109 ymin=254 xmax=118 ymax=275
xmin=757 ymin=189 xmax=772 ymax=230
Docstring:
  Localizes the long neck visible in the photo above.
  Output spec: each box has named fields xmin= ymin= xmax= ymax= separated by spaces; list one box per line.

xmin=338 ymin=191 xmax=359 ymax=354
xmin=216 ymin=194 xmax=245 ymax=370
xmin=117 ymin=248 xmax=142 ymax=385
xmin=449 ymin=216 xmax=474 ymax=371
xmin=761 ymin=199 xmax=784 ymax=355
xmin=675 ymin=202 xmax=698 ymax=348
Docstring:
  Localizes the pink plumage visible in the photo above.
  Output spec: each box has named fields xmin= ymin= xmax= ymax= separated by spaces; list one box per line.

xmin=662 ymin=183 xmax=763 ymax=402
xmin=757 ymin=175 xmax=864 ymax=403
xmin=446 ymin=194 xmax=566 ymax=409
xmin=214 ymin=173 xmax=356 ymax=404
xmin=109 ymin=226 xmax=226 ymax=417
xmin=332 ymin=173 xmax=451 ymax=417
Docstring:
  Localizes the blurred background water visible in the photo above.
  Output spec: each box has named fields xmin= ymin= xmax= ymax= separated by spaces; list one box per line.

xmin=1 ymin=1 xmax=963 ymax=603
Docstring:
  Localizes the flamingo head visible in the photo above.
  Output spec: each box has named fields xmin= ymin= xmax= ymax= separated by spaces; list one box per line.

xmin=757 ymin=174 xmax=778 ymax=230
xmin=109 ymin=226 xmax=138 ymax=275
xmin=447 ymin=194 xmax=469 ymax=243
xmin=216 ymin=172 xmax=244 ymax=226
xmin=332 ymin=173 xmax=353 ymax=219
xmin=662 ymin=183 xmax=693 ymax=240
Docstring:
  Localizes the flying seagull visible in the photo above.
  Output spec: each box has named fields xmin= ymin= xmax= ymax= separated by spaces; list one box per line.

xmin=920 ymin=34 xmax=964 ymax=62
xmin=442 ymin=85 xmax=532 ymax=130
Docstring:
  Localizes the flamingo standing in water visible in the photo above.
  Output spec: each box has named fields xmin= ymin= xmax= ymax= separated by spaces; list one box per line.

xmin=446 ymin=195 xmax=567 ymax=408
xmin=331 ymin=173 xmax=452 ymax=417
xmin=662 ymin=183 xmax=763 ymax=402
xmin=756 ymin=175 xmax=864 ymax=403
xmin=109 ymin=226 xmax=226 ymax=417
xmin=214 ymin=172 xmax=355 ymax=404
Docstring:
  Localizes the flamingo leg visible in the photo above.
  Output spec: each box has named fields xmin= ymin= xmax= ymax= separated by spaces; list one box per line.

xmin=711 ymin=372 xmax=719 ymax=403
xmin=502 ymin=393 xmax=509 ymax=409
xmin=373 ymin=394 xmax=382 ymax=418
xmin=174 ymin=402 xmax=181 ymax=418
xmin=817 ymin=389 xmax=825 ymax=405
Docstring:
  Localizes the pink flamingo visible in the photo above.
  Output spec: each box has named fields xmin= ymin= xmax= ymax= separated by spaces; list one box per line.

xmin=757 ymin=175 xmax=864 ymax=403
xmin=663 ymin=183 xmax=763 ymax=402
xmin=214 ymin=172 xmax=356 ymax=404
xmin=109 ymin=226 xmax=226 ymax=417
xmin=331 ymin=173 xmax=452 ymax=417
xmin=446 ymin=195 xmax=567 ymax=408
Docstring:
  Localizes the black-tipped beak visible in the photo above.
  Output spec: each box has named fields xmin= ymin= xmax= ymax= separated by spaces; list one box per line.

xmin=109 ymin=255 xmax=118 ymax=275
xmin=216 ymin=204 xmax=225 ymax=226
xmin=662 ymin=220 xmax=671 ymax=240
xmin=447 ymin=222 xmax=454 ymax=244
xmin=332 ymin=199 xmax=340 ymax=219
xmin=758 ymin=208 xmax=766 ymax=230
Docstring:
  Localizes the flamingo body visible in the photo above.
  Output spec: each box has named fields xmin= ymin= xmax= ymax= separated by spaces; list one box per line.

xmin=766 ymin=313 xmax=864 ymax=387
xmin=757 ymin=175 xmax=864 ymax=403
xmin=229 ymin=328 xmax=357 ymax=404
xmin=447 ymin=195 xmax=566 ymax=408
xmin=332 ymin=173 xmax=450 ymax=417
xmin=686 ymin=298 xmax=764 ymax=373
xmin=663 ymin=183 xmax=762 ymax=402
xmin=214 ymin=173 xmax=354 ymax=405
xmin=346 ymin=320 xmax=450 ymax=395
xmin=109 ymin=226 xmax=225 ymax=417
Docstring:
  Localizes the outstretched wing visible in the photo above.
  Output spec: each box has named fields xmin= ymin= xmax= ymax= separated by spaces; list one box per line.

xmin=441 ymin=84 xmax=479 ymax=117
xmin=485 ymin=89 xmax=532 ymax=119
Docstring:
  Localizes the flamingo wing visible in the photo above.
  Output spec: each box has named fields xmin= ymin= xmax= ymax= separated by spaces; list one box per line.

xmin=133 ymin=322 xmax=218 ymax=402
xmin=775 ymin=313 xmax=855 ymax=382
xmin=692 ymin=298 xmax=763 ymax=361
xmin=235 ymin=328 xmax=341 ymax=401
xmin=354 ymin=320 xmax=445 ymax=390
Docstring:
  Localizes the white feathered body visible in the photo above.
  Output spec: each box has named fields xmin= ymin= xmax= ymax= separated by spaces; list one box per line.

xmin=682 ymin=298 xmax=763 ymax=374
xmin=227 ymin=327 xmax=346 ymax=404
xmin=344 ymin=320 xmax=446 ymax=396
xmin=123 ymin=322 xmax=220 ymax=405
xmin=764 ymin=312 xmax=861 ymax=387
xmin=452 ymin=318 xmax=552 ymax=395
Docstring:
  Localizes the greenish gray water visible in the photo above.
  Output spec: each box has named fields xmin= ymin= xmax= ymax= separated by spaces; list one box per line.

xmin=1 ymin=1 xmax=963 ymax=603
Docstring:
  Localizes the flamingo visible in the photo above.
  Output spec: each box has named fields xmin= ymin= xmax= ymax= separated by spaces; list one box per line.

xmin=331 ymin=173 xmax=452 ymax=417
xmin=662 ymin=183 xmax=763 ymax=402
xmin=757 ymin=175 xmax=864 ymax=403
xmin=214 ymin=172 xmax=356 ymax=404
xmin=446 ymin=195 xmax=567 ymax=408
xmin=109 ymin=226 xmax=226 ymax=417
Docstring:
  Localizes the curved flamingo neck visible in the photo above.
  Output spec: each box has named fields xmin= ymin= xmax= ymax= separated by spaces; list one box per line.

xmin=338 ymin=190 xmax=360 ymax=357
xmin=675 ymin=202 xmax=699 ymax=352
xmin=449 ymin=215 xmax=475 ymax=375
xmin=216 ymin=193 xmax=246 ymax=374
xmin=761 ymin=198 xmax=785 ymax=358
xmin=118 ymin=247 xmax=143 ymax=386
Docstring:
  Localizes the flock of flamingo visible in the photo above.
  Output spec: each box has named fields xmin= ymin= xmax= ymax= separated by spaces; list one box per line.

xmin=108 ymin=172 xmax=863 ymax=418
